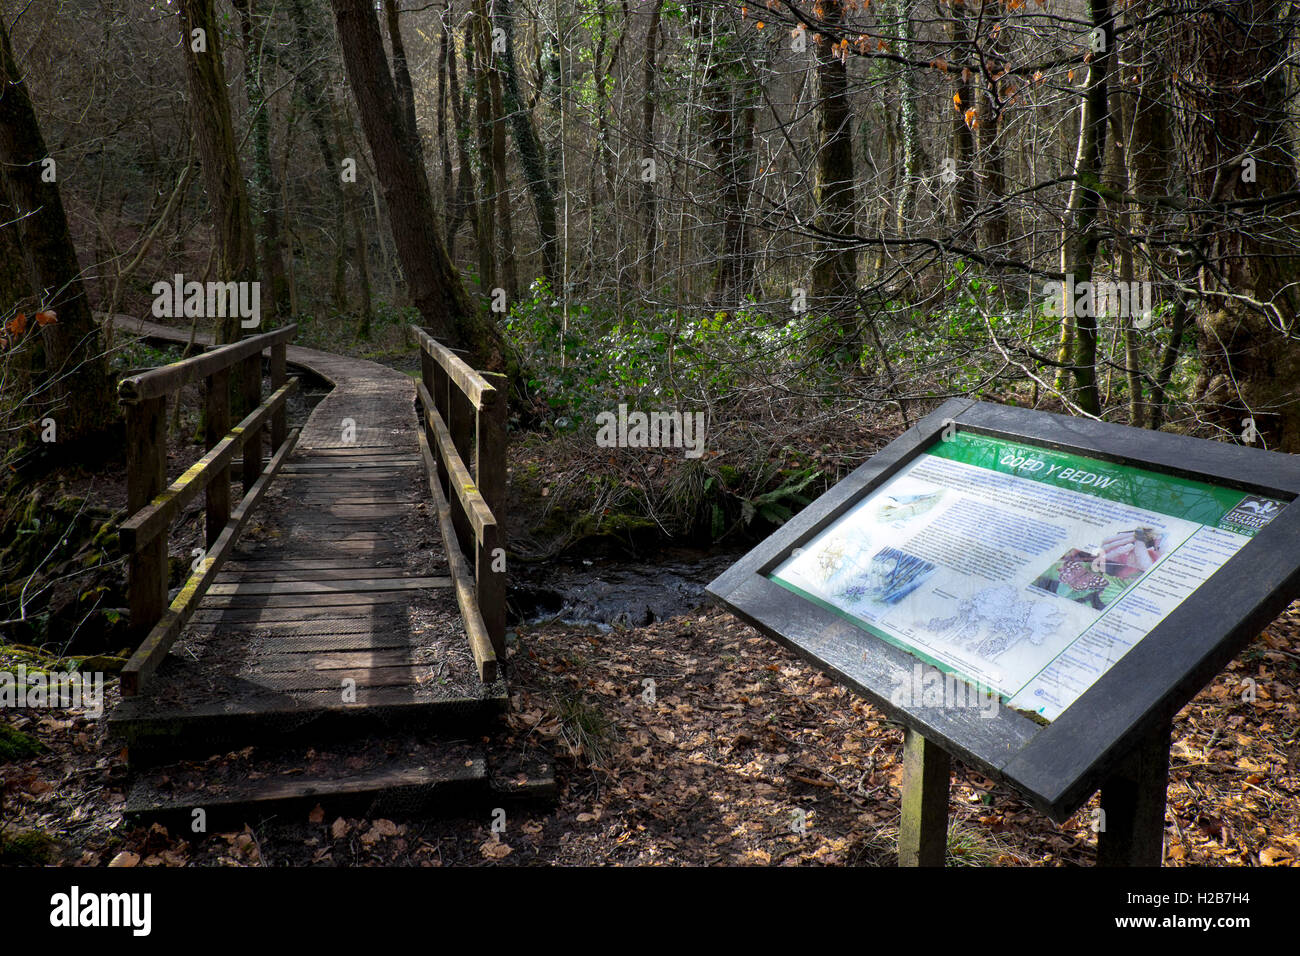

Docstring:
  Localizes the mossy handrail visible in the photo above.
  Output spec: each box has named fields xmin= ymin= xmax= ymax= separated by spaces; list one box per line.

xmin=117 ymin=324 xmax=299 ymax=695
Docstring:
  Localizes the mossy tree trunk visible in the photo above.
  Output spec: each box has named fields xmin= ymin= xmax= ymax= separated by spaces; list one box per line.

xmin=1174 ymin=0 xmax=1300 ymax=452
xmin=179 ymin=0 xmax=258 ymax=346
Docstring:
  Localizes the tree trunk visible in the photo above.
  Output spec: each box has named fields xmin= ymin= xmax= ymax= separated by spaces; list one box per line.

xmin=0 ymin=12 xmax=114 ymax=444
xmin=976 ymin=6 xmax=1009 ymax=252
xmin=445 ymin=13 xmax=480 ymax=261
xmin=330 ymin=0 xmax=502 ymax=366
xmin=482 ymin=0 xmax=519 ymax=301
xmin=180 ymin=0 xmax=258 ymax=344
xmin=468 ymin=12 xmax=496 ymax=294
xmin=286 ymin=0 xmax=350 ymax=314
xmin=1056 ymin=0 xmax=1113 ymax=415
xmin=1173 ymin=0 xmax=1300 ymax=451
xmin=810 ymin=0 xmax=858 ymax=346
xmin=383 ymin=0 xmax=425 ymax=169
xmin=896 ymin=0 xmax=920 ymax=233
xmin=232 ymin=0 xmax=291 ymax=320
xmin=948 ymin=4 xmax=977 ymax=225
xmin=638 ymin=0 xmax=665 ymax=288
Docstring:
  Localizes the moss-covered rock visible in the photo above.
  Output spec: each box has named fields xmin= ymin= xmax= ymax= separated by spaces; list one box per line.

xmin=72 ymin=655 xmax=126 ymax=675
xmin=0 ymin=829 xmax=59 ymax=865
xmin=0 ymin=722 xmax=47 ymax=761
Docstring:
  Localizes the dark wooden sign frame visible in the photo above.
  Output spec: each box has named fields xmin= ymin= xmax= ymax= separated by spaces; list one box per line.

xmin=707 ymin=399 xmax=1300 ymax=864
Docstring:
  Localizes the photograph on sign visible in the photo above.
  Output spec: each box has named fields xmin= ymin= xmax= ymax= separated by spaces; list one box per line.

xmin=769 ymin=431 xmax=1287 ymax=722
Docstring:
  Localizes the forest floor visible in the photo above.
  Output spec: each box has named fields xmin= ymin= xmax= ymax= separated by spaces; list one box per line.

xmin=3 ymin=321 xmax=1297 ymax=866
xmin=3 ymin=598 xmax=1298 ymax=867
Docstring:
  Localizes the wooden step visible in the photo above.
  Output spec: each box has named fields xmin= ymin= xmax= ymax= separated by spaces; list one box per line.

xmin=123 ymin=739 xmax=556 ymax=829
xmin=123 ymin=740 xmax=489 ymax=829
xmin=109 ymin=667 xmax=507 ymax=766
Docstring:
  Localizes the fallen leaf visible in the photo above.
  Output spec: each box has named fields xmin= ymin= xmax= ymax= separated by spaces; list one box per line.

xmin=480 ymin=838 xmax=513 ymax=860
xmin=108 ymin=851 xmax=140 ymax=868
xmin=360 ymin=819 xmax=399 ymax=845
xmin=1260 ymin=846 xmax=1292 ymax=866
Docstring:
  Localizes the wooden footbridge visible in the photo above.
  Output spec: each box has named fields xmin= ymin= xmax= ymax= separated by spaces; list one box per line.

xmin=105 ymin=317 xmax=549 ymax=826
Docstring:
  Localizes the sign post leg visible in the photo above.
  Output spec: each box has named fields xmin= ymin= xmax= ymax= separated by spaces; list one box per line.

xmin=899 ymin=727 xmax=950 ymax=866
xmin=1097 ymin=719 xmax=1172 ymax=866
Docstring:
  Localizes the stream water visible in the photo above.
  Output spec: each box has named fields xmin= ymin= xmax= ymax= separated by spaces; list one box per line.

xmin=509 ymin=548 xmax=746 ymax=629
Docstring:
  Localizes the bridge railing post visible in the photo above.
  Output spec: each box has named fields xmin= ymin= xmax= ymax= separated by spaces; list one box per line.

xmin=205 ymin=367 xmax=231 ymax=548
xmin=432 ymin=353 xmax=450 ymax=499
xmin=125 ymin=395 xmax=168 ymax=641
xmin=448 ymin=381 xmax=475 ymax=559
xmin=240 ymin=351 xmax=264 ymax=491
xmin=270 ymin=340 xmax=287 ymax=451
xmin=477 ymin=373 xmax=508 ymax=656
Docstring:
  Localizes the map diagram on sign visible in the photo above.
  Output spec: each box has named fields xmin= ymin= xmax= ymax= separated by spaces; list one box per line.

xmin=921 ymin=585 xmax=1067 ymax=662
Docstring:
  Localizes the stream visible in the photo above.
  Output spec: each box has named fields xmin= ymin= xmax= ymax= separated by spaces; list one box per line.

xmin=509 ymin=548 xmax=746 ymax=629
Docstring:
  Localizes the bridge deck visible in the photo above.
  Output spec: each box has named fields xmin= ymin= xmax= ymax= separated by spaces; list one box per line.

xmin=107 ymin=318 xmax=507 ymax=762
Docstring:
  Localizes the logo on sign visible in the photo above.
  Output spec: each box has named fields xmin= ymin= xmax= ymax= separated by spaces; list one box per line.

xmin=1219 ymin=496 xmax=1283 ymax=535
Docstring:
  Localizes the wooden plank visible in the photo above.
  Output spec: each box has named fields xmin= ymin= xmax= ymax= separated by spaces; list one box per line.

xmin=238 ymin=664 xmax=441 ymax=692
xmin=126 ymin=759 xmax=488 ymax=827
xmin=216 ymin=566 xmax=417 ymax=581
xmin=202 ymin=590 xmax=446 ymax=609
xmin=283 ymin=502 xmax=410 ymax=509
xmin=125 ymin=757 xmax=487 ymax=820
xmin=208 ymin=576 xmax=450 ymax=595
xmin=411 ymin=325 xmax=496 ymax=409
xmin=240 ymin=649 xmax=427 ymax=672
xmin=126 ymin=396 xmax=168 ymax=640
xmin=898 ymin=728 xmax=951 ymax=867
xmin=417 ymin=382 xmax=497 ymax=540
xmin=112 ymin=683 xmax=504 ymax=724
xmin=279 ymin=462 xmax=420 ymax=472
xmin=296 ymin=446 xmax=417 ymax=456
xmin=418 ymin=427 xmax=497 ymax=682
xmin=118 ymin=325 xmax=295 ymax=402
xmin=119 ymin=379 xmax=298 ymax=552
xmin=287 ymin=458 xmax=416 ymax=468
xmin=186 ymin=629 xmax=421 ymax=650
xmin=233 ymin=546 xmax=411 ymax=559
xmin=120 ymin=427 xmax=301 ymax=696
xmin=193 ymin=606 xmax=411 ymax=624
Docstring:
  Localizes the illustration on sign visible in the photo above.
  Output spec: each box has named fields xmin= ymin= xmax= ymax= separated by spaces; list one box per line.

xmin=770 ymin=431 xmax=1286 ymax=722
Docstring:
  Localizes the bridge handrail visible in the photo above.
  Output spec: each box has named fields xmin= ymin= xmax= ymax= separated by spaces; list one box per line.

xmin=117 ymin=324 xmax=300 ymax=696
xmin=411 ymin=325 xmax=506 ymax=682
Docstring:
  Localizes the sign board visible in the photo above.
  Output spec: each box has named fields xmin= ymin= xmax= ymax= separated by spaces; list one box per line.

xmin=707 ymin=400 xmax=1300 ymax=821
